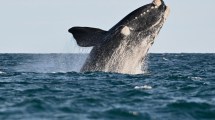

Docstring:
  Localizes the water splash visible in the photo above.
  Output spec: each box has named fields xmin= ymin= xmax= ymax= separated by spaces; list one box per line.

xmin=14 ymin=54 xmax=88 ymax=73
xmin=17 ymin=38 xmax=91 ymax=73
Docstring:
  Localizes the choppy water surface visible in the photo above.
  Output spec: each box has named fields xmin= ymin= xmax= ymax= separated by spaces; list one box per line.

xmin=0 ymin=54 xmax=215 ymax=120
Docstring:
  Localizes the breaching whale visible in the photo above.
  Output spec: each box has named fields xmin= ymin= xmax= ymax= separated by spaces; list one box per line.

xmin=68 ymin=0 xmax=170 ymax=74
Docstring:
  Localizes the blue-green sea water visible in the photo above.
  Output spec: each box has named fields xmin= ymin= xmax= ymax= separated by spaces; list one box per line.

xmin=0 ymin=54 xmax=215 ymax=120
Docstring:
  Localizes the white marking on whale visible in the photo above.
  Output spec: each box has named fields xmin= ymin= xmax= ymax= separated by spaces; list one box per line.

xmin=121 ymin=26 xmax=131 ymax=36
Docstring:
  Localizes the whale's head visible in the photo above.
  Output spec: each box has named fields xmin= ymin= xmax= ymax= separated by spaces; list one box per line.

xmin=116 ymin=0 xmax=170 ymax=44
xmin=126 ymin=0 xmax=169 ymax=30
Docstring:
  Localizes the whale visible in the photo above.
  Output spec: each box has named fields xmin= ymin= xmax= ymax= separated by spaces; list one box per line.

xmin=68 ymin=0 xmax=170 ymax=74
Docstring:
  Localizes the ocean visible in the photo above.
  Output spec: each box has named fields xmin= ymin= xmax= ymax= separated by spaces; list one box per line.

xmin=0 ymin=54 xmax=214 ymax=120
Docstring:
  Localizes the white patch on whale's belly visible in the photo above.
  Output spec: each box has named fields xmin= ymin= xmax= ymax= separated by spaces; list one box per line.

xmin=121 ymin=38 xmax=152 ymax=74
xmin=103 ymin=36 xmax=152 ymax=74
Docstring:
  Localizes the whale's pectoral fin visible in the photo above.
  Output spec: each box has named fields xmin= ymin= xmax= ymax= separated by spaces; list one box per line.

xmin=68 ymin=27 xmax=108 ymax=47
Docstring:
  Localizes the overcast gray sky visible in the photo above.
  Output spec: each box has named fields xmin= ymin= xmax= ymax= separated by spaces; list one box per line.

xmin=0 ymin=0 xmax=214 ymax=53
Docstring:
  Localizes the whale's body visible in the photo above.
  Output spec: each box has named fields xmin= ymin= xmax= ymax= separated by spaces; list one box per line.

xmin=69 ymin=0 xmax=170 ymax=74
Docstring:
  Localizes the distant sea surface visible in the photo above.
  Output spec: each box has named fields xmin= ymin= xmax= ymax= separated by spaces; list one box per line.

xmin=0 ymin=54 xmax=215 ymax=120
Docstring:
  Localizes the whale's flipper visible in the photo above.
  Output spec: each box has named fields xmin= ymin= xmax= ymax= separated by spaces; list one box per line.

xmin=68 ymin=27 xmax=108 ymax=47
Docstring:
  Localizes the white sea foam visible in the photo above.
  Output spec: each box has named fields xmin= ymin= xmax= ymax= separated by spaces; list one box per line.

xmin=190 ymin=77 xmax=203 ymax=81
xmin=0 ymin=71 xmax=5 ymax=74
xmin=162 ymin=57 xmax=169 ymax=61
xmin=129 ymin=111 xmax=139 ymax=116
xmin=134 ymin=85 xmax=152 ymax=90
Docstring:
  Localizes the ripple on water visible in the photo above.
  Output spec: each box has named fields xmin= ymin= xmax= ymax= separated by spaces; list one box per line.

xmin=88 ymin=108 xmax=151 ymax=120
xmin=0 ymin=54 xmax=215 ymax=120
xmin=166 ymin=100 xmax=215 ymax=119
xmin=12 ymin=98 xmax=54 ymax=114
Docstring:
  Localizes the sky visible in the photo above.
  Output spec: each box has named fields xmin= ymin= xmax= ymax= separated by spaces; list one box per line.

xmin=0 ymin=0 xmax=214 ymax=53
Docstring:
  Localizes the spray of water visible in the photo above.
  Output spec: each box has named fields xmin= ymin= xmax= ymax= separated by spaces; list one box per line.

xmin=13 ymin=54 xmax=87 ymax=73
xmin=13 ymin=38 xmax=89 ymax=73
